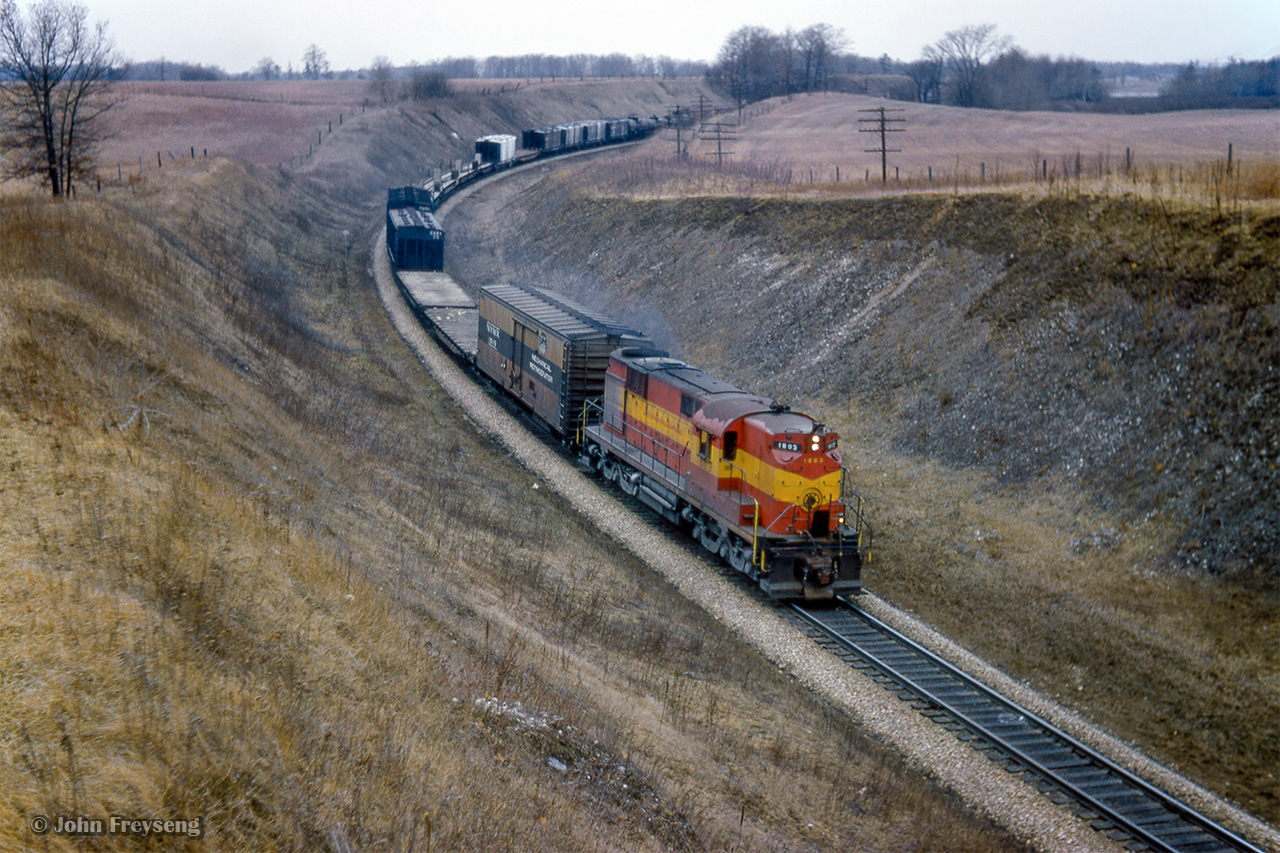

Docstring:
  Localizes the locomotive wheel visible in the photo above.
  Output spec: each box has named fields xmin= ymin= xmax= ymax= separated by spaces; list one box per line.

xmin=726 ymin=538 xmax=754 ymax=577
xmin=698 ymin=521 xmax=725 ymax=555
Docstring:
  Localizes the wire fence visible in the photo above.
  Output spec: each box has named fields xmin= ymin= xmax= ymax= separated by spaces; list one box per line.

xmin=92 ymin=104 xmax=367 ymax=192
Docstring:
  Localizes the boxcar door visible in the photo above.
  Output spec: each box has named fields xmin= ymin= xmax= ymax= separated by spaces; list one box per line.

xmin=510 ymin=319 xmax=528 ymax=391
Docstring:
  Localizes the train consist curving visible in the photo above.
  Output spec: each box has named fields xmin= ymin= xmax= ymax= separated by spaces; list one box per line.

xmin=401 ymin=115 xmax=658 ymax=213
xmin=386 ymin=117 xmax=870 ymax=600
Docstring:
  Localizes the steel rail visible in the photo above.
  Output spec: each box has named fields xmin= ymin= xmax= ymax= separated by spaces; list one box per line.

xmin=788 ymin=600 xmax=1268 ymax=853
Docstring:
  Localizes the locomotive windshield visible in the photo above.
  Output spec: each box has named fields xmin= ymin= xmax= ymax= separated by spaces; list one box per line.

xmin=752 ymin=411 xmax=815 ymax=436
xmin=751 ymin=410 xmax=841 ymax=463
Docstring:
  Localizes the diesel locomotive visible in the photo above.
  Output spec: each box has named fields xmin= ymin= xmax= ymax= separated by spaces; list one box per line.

xmin=579 ymin=348 xmax=865 ymax=599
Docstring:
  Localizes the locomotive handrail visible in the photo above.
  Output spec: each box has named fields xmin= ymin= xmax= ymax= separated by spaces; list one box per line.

xmin=577 ymin=397 xmax=604 ymax=446
xmin=839 ymin=467 xmax=873 ymax=561
xmin=727 ymin=461 xmax=762 ymax=573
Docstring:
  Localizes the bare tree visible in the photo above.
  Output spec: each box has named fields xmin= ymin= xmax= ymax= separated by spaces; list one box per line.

xmin=0 ymin=0 xmax=122 ymax=197
xmin=710 ymin=25 xmax=782 ymax=115
xmin=254 ymin=56 xmax=281 ymax=80
xmin=406 ymin=66 xmax=451 ymax=100
xmin=777 ymin=27 xmax=798 ymax=95
xmin=906 ymin=46 xmax=944 ymax=103
xmin=932 ymin=23 xmax=1013 ymax=106
xmin=302 ymin=43 xmax=328 ymax=80
xmin=796 ymin=23 xmax=847 ymax=92
xmin=367 ymin=54 xmax=395 ymax=102
xmin=595 ymin=53 xmax=634 ymax=77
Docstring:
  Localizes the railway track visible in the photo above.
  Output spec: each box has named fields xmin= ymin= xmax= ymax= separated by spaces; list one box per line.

xmin=788 ymin=601 xmax=1267 ymax=853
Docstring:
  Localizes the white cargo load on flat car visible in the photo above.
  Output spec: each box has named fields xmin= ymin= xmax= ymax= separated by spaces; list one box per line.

xmin=475 ymin=134 xmax=517 ymax=164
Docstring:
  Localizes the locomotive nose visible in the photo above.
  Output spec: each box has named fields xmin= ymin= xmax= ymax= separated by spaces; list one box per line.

xmin=798 ymin=556 xmax=838 ymax=599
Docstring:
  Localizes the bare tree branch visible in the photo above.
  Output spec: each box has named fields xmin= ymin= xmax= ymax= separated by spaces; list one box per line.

xmin=1 ymin=0 xmax=122 ymax=196
xmin=932 ymin=23 xmax=1013 ymax=107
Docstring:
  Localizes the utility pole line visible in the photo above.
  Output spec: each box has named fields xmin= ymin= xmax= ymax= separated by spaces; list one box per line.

xmin=669 ymin=104 xmax=692 ymax=158
xmin=702 ymin=122 xmax=737 ymax=168
xmin=858 ymin=107 xmax=905 ymax=183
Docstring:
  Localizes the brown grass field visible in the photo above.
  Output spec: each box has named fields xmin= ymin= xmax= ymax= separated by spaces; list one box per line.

xmin=3 ymin=78 xmax=1278 ymax=850
xmin=75 ymin=82 xmax=1280 ymax=204
xmin=98 ymin=80 xmax=372 ymax=169
xmin=95 ymin=77 xmax=689 ymax=176
xmin=634 ymin=92 xmax=1280 ymax=201
xmin=0 ymin=79 xmax=1045 ymax=852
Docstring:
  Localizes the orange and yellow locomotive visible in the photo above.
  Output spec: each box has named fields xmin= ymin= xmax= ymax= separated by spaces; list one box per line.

xmin=581 ymin=347 xmax=868 ymax=599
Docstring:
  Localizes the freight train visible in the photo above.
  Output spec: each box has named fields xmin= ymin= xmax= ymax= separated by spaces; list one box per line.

xmin=385 ymin=118 xmax=869 ymax=600
xmin=397 ymin=115 xmax=657 ymax=214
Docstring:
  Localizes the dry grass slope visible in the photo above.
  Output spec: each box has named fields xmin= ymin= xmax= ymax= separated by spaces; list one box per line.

xmin=0 ymin=82 xmax=1028 ymax=852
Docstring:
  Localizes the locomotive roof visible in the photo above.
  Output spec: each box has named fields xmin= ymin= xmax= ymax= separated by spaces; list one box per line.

xmin=614 ymin=349 xmax=796 ymax=436
xmin=483 ymin=282 xmax=647 ymax=342
xmin=616 ymin=350 xmax=743 ymax=397
xmin=693 ymin=395 xmax=787 ymax=436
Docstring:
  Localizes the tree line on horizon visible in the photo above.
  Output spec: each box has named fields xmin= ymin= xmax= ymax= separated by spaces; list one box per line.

xmin=706 ymin=22 xmax=1280 ymax=113
xmin=99 ymin=25 xmax=1280 ymax=116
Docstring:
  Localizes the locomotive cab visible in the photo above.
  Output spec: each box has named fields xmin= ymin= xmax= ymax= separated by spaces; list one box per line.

xmin=743 ymin=408 xmax=863 ymax=599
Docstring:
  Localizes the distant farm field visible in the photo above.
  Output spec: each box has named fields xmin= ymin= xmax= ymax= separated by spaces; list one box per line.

xmin=94 ymin=77 xmax=712 ymax=179
xmin=99 ymin=80 xmax=373 ymax=171
xmin=90 ymin=82 xmax=1280 ymax=199
xmin=658 ymin=93 xmax=1280 ymax=198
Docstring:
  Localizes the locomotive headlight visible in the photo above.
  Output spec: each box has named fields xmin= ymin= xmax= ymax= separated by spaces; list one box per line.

xmin=810 ymin=435 xmax=821 ymax=452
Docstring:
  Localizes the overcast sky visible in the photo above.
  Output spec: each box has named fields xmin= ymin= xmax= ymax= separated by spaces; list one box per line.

xmin=86 ymin=0 xmax=1280 ymax=74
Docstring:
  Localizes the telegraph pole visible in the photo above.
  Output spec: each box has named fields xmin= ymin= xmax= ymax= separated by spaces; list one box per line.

xmin=702 ymin=121 xmax=737 ymax=168
xmin=668 ymin=104 xmax=689 ymax=158
xmin=858 ymin=107 xmax=905 ymax=183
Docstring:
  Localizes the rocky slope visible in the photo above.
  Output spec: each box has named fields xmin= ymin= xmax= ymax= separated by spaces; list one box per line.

xmin=467 ymin=187 xmax=1280 ymax=580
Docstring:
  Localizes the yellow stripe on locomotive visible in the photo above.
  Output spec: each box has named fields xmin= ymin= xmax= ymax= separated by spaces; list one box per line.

xmin=620 ymin=387 xmax=845 ymax=532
